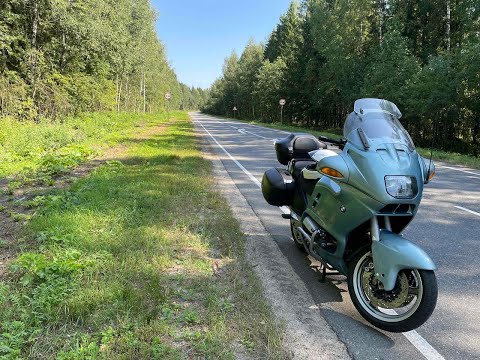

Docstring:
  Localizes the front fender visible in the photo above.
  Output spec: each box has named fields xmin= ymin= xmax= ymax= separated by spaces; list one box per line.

xmin=372 ymin=230 xmax=436 ymax=291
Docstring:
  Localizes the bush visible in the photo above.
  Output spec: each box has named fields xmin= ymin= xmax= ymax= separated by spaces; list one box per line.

xmin=0 ymin=74 xmax=37 ymax=121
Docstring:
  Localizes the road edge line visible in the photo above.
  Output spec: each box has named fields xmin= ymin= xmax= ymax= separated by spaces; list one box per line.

xmin=454 ymin=205 xmax=480 ymax=217
xmin=438 ymin=165 xmax=480 ymax=177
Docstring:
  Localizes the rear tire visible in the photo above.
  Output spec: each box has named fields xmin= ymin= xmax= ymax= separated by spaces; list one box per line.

xmin=347 ymin=248 xmax=437 ymax=332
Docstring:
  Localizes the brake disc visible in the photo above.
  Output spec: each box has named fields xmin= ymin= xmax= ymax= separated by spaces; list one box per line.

xmin=362 ymin=269 xmax=410 ymax=309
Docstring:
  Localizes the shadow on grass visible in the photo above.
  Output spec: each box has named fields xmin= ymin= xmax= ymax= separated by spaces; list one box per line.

xmin=0 ymin=118 xmax=286 ymax=359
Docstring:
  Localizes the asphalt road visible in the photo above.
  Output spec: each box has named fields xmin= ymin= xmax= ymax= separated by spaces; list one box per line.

xmin=193 ymin=112 xmax=480 ymax=360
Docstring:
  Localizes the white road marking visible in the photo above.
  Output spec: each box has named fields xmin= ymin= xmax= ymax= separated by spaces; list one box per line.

xmin=383 ymin=310 xmax=445 ymax=360
xmin=438 ymin=165 xmax=480 ymax=177
xmin=402 ymin=331 xmax=445 ymax=360
xmin=238 ymin=128 xmax=272 ymax=140
xmin=197 ymin=116 xmax=444 ymax=360
xmin=454 ymin=205 xmax=480 ymax=217
xmin=218 ymin=118 xmax=290 ymax=134
xmin=196 ymin=120 xmax=261 ymax=187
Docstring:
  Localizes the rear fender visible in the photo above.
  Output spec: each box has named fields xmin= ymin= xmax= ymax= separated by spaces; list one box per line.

xmin=372 ymin=230 xmax=436 ymax=291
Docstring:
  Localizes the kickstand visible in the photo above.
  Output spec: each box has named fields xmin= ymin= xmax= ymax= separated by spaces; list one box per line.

xmin=317 ymin=260 xmax=341 ymax=283
xmin=320 ymin=264 xmax=327 ymax=283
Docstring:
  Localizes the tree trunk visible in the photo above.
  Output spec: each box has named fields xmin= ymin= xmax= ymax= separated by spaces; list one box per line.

xmin=115 ymin=74 xmax=119 ymax=111
xmin=124 ymin=76 xmax=129 ymax=110
xmin=378 ymin=0 xmax=386 ymax=46
xmin=59 ymin=31 xmax=66 ymax=71
xmin=30 ymin=0 xmax=39 ymax=100
xmin=117 ymin=76 xmax=123 ymax=112
xmin=143 ymin=72 xmax=146 ymax=113
xmin=446 ymin=0 xmax=451 ymax=51
xmin=360 ymin=22 xmax=364 ymax=50
xmin=473 ymin=117 xmax=480 ymax=156
xmin=31 ymin=1 xmax=38 ymax=48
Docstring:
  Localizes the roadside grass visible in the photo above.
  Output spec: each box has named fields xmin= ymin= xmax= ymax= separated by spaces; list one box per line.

xmin=0 ymin=114 xmax=286 ymax=359
xmin=416 ymin=148 xmax=480 ymax=169
xmin=213 ymin=115 xmax=480 ymax=169
xmin=0 ymin=112 xmax=179 ymax=184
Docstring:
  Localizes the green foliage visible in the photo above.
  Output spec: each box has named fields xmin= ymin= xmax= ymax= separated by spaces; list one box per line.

xmin=265 ymin=1 xmax=304 ymax=65
xmin=253 ymin=59 xmax=288 ymax=122
xmin=0 ymin=0 xmax=205 ymax=121
xmin=362 ymin=30 xmax=420 ymax=105
xmin=39 ymin=145 xmax=94 ymax=177
xmin=204 ymin=0 xmax=480 ymax=155
xmin=0 ymin=112 xmax=170 ymax=179
xmin=13 ymin=250 xmax=88 ymax=286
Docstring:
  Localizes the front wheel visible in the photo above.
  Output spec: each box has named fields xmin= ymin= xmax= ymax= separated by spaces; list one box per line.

xmin=347 ymin=249 xmax=437 ymax=333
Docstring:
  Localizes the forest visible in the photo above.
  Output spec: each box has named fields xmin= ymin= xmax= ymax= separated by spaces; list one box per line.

xmin=0 ymin=0 xmax=208 ymax=120
xmin=204 ymin=0 xmax=480 ymax=155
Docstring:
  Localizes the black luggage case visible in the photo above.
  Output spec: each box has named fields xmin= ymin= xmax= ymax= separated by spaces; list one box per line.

xmin=261 ymin=168 xmax=295 ymax=206
xmin=275 ymin=133 xmax=326 ymax=165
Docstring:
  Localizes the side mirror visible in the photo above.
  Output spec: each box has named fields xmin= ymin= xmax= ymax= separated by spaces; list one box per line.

xmin=420 ymin=156 xmax=435 ymax=184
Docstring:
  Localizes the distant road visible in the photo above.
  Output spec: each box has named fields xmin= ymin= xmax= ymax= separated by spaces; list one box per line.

xmin=194 ymin=112 xmax=480 ymax=360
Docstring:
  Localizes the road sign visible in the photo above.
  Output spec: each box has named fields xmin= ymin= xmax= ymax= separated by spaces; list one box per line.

xmin=233 ymin=106 xmax=237 ymax=111
xmin=165 ymin=92 xmax=171 ymax=120
xmin=279 ymin=99 xmax=286 ymax=124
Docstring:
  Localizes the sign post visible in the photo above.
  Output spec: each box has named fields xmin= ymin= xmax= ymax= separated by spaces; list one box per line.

xmin=279 ymin=99 xmax=286 ymax=124
xmin=233 ymin=106 xmax=237 ymax=119
xmin=165 ymin=92 xmax=171 ymax=120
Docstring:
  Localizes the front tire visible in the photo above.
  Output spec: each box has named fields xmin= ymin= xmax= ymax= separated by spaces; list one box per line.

xmin=347 ymin=248 xmax=437 ymax=332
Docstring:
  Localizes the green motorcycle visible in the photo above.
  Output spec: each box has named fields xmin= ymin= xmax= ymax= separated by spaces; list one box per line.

xmin=262 ymin=98 xmax=437 ymax=332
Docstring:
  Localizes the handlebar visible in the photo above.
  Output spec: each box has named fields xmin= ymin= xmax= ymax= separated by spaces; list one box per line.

xmin=318 ymin=135 xmax=347 ymax=146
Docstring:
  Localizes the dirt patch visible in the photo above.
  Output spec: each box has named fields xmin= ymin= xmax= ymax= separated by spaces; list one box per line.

xmin=0 ymin=123 xmax=168 ymax=279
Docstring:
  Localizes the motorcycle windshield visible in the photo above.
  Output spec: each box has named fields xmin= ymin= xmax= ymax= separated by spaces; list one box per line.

xmin=353 ymin=98 xmax=402 ymax=118
xmin=344 ymin=109 xmax=415 ymax=151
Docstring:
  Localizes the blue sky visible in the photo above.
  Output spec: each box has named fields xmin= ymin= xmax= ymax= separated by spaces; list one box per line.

xmin=153 ymin=0 xmax=292 ymax=89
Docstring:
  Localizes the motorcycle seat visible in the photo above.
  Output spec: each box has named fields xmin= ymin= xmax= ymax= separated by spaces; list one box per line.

xmin=291 ymin=159 xmax=316 ymax=179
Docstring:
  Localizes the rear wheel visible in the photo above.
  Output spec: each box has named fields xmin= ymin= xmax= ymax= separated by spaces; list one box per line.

xmin=347 ymin=248 xmax=437 ymax=332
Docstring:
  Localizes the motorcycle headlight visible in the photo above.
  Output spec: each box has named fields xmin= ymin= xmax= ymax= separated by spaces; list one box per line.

xmin=385 ymin=176 xmax=418 ymax=199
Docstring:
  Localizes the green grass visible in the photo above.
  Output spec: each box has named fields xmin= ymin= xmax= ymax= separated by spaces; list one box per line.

xmin=416 ymin=147 xmax=480 ymax=169
xmin=0 ymin=112 xmax=183 ymax=182
xmin=216 ymin=115 xmax=480 ymax=169
xmin=0 ymin=113 xmax=286 ymax=359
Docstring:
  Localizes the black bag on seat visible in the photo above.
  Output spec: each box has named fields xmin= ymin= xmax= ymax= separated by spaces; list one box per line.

xmin=261 ymin=168 xmax=295 ymax=206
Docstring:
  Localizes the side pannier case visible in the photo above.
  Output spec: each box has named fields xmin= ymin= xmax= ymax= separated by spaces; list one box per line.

xmin=275 ymin=133 xmax=326 ymax=165
xmin=261 ymin=168 xmax=294 ymax=206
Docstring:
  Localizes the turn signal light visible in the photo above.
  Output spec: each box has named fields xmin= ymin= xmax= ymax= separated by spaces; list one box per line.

xmin=428 ymin=170 xmax=435 ymax=180
xmin=321 ymin=167 xmax=343 ymax=178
